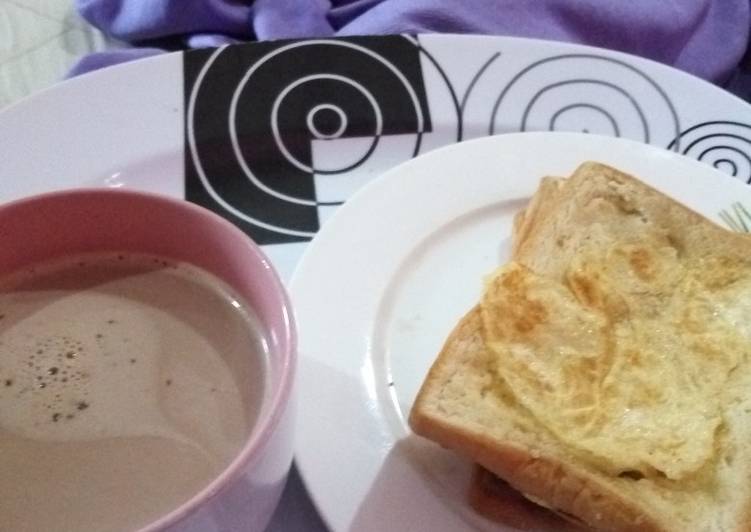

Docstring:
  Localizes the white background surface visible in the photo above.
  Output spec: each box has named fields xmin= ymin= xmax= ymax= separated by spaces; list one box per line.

xmin=290 ymin=133 xmax=751 ymax=531
xmin=3 ymin=33 xmax=751 ymax=531
xmin=0 ymin=0 xmax=111 ymax=109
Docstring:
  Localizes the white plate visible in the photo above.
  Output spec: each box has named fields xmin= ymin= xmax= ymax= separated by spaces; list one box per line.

xmin=290 ymin=132 xmax=751 ymax=532
xmin=3 ymin=33 xmax=751 ymax=532
xmin=4 ymin=34 xmax=751 ymax=286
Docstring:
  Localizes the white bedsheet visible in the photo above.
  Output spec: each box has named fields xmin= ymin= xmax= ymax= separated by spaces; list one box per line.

xmin=0 ymin=0 xmax=112 ymax=109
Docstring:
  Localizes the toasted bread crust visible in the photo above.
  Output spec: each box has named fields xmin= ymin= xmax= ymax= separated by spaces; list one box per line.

xmin=510 ymin=176 xmax=563 ymax=259
xmin=410 ymin=307 xmax=664 ymax=532
xmin=469 ymin=465 xmax=588 ymax=531
xmin=410 ymin=162 xmax=751 ymax=531
xmin=513 ymin=162 xmax=751 ymax=278
xmin=739 ymin=498 xmax=751 ymax=531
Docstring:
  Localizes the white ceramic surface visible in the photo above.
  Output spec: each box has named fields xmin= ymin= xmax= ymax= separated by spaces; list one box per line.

xmin=3 ymin=33 xmax=751 ymax=532
xmin=0 ymin=0 xmax=111 ymax=109
xmin=0 ymin=189 xmax=296 ymax=532
xmin=3 ymin=35 xmax=751 ymax=285
xmin=289 ymin=132 xmax=751 ymax=532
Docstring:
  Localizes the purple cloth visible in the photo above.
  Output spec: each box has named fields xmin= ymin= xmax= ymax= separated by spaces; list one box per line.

xmin=71 ymin=0 xmax=751 ymax=97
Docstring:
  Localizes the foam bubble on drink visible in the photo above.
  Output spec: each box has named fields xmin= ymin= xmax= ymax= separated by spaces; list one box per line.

xmin=0 ymin=292 xmax=200 ymax=449
xmin=0 ymin=253 xmax=262 ymax=532
xmin=0 ymin=256 xmax=257 ymax=463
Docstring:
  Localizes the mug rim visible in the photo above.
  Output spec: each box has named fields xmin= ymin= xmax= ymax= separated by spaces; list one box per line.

xmin=0 ymin=188 xmax=297 ymax=531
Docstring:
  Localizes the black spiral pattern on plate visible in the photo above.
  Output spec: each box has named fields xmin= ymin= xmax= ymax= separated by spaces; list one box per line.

xmin=668 ymin=121 xmax=751 ymax=183
xmin=488 ymin=54 xmax=680 ymax=147
xmin=184 ymin=36 xmax=431 ymax=244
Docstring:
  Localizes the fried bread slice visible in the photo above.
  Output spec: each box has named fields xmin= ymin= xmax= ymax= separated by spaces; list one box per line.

xmin=410 ymin=162 xmax=751 ymax=531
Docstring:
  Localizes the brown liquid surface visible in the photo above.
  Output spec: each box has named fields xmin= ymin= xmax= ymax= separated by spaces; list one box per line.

xmin=0 ymin=253 xmax=266 ymax=532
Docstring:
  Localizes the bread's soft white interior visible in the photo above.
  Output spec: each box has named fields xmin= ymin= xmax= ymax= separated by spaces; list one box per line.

xmin=410 ymin=162 xmax=751 ymax=532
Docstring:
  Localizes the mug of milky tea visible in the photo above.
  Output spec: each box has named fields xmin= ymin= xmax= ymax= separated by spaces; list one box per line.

xmin=0 ymin=189 xmax=296 ymax=532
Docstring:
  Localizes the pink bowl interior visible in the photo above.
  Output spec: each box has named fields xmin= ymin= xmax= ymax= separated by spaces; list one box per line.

xmin=0 ymin=188 xmax=296 ymax=528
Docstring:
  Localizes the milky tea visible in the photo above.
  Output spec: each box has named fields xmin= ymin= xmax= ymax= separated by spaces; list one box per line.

xmin=0 ymin=253 xmax=268 ymax=532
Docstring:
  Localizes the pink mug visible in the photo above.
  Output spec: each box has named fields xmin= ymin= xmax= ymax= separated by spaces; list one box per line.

xmin=0 ymin=189 xmax=296 ymax=531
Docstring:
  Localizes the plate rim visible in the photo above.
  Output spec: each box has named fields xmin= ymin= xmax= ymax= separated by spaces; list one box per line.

xmin=290 ymin=131 xmax=751 ymax=531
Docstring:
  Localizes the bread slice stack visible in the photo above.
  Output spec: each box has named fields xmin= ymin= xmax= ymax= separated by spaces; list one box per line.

xmin=409 ymin=162 xmax=751 ymax=531
xmin=467 ymin=464 xmax=586 ymax=530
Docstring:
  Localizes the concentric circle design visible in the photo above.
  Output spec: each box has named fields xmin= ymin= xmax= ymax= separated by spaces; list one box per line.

xmin=403 ymin=34 xmax=462 ymax=146
xmin=668 ymin=121 xmax=751 ymax=183
xmin=489 ymin=54 xmax=680 ymax=147
xmin=549 ymin=103 xmax=620 ymax=136
xmin=266 ymin=74 xmax=383 ymax=175
xmin=228 ymin=39 xmax=425 ymax=201
xmin=186 ymin=47 xmax=307 ymax=237
xmin=306 ymin=104 xmax=347 ymax=139
xmin=185 ymin=38 xmax=430 ymax=244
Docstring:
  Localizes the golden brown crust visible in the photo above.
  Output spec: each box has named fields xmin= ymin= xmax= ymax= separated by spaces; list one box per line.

xmin=409 ymin=307 xmax=665 ymax=532
xmin=739 ymin=501 xmax=751 ymax=531
xmin=513 ymin=162 xmax=751 ymax=275
xmin=409 ymin=162 xmax=751 ymax=531
xmin=469 ymin=465 xmax=587 ymax=531
xmin=510 ymin=176 xmax=563 ymax=258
